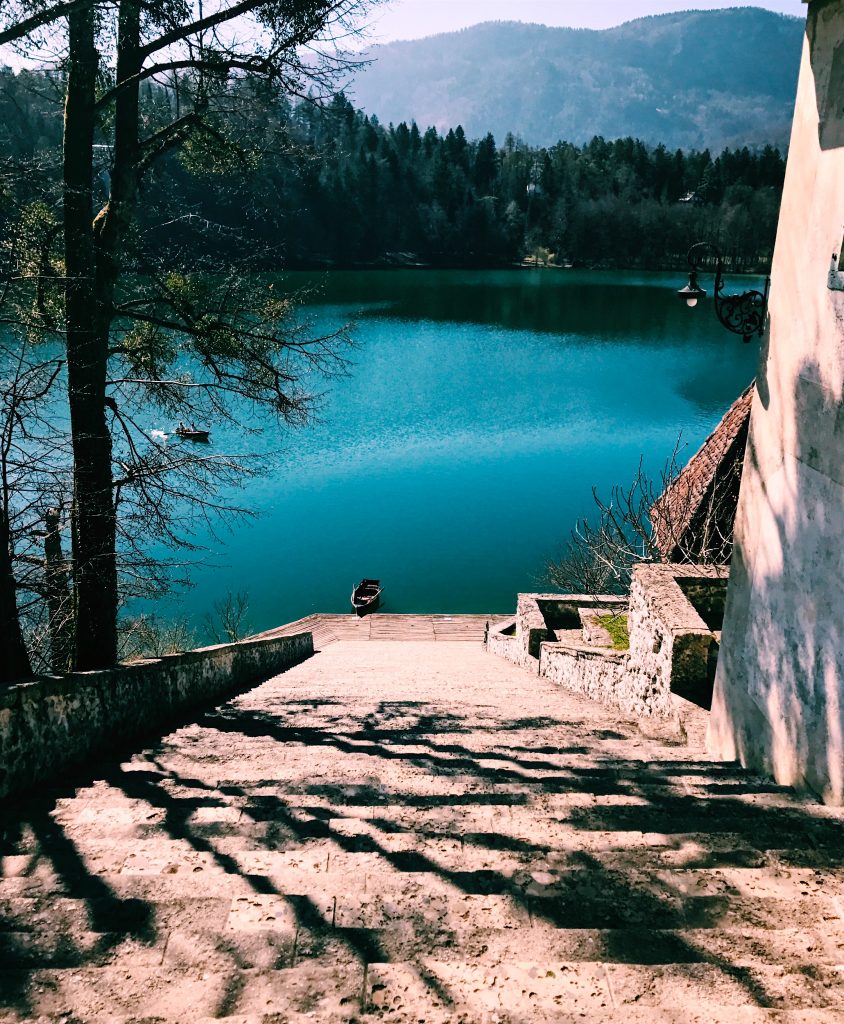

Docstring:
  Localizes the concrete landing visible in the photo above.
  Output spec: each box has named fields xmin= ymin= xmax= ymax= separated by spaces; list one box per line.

xmin=2 ymin=641 xmax=844 ymax=1023
xmin=255 ymin=613 xmax=506 ymax=646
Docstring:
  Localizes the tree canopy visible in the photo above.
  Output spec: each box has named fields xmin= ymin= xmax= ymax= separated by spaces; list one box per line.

xmin=0 ymin=0 xmax=382 ymax=679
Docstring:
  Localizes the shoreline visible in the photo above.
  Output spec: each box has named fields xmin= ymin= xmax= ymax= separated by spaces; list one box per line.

xmin=276 ymin=258 xmax=774 ymax=276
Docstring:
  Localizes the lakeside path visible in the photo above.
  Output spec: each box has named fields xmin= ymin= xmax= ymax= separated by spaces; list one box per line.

xmin=2 ymin=638 xmax=844 ymax=1022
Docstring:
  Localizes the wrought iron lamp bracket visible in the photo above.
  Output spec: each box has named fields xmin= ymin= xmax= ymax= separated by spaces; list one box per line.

xmin=685 ymin=242 xmax=770 ymax=343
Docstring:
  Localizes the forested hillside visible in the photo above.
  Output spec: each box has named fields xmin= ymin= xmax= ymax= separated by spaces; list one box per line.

xmin=348 ymin=8 xmax=803 ymax=151
xmin=0 ymin=71 xmax=784 ymax=270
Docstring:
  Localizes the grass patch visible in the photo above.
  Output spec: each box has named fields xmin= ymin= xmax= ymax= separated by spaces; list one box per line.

xmin=598 ymin=613 xmax=630 ymax=651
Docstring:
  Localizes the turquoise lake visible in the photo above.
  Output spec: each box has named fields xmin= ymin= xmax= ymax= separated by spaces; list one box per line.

xmin=152 ymin=269 xmax=759 ymax=634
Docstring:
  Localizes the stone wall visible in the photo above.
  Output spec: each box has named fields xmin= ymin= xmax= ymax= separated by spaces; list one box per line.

xmin=511 ymin=594 xmax=625 ymax=666
xmin=710 ymin=0 xmax=844 ymax=804
xmin=488 ymin=568 xmax=726 ymax=720
xmin=485 ymin=620 xmax=527 ymax=669
xmin=539 ymin=643 xmax=630 ymax=710
xmin=0 ymin=631 xmax=313 ymax=800
xmin=628 ymin=564 xmax=728 ymax=713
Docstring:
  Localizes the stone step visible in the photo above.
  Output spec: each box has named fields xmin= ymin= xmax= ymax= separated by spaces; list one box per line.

xmin=6 ymin=833 xmax=841 ymax=905
xmin=0 ymin=963 xmax=362 ymax=1021
xmin=1 ymin=843 xmax=798 ymax=898
xmin=8 ymin=826 xmax=841 ymax=884
xmin=0 ymin=895 xmax=231 ymax=935
xmin=39 ymin=806 xmax=838 ymax=862
xmin=158 ymin=922 xmax=844 ymax=971
xmin=6 ymin=921 xmax=838 ymax=972
xmin=0 ymin=959 xmax=840 ymax=1023
xmin=366 ymin=959 xmax=844 ymax=1016
xmin=2 ymin=875 xmax=839 ymax=936
xmin=8 ymin=1008 xmax=843 ymax=1024
xmin=27 ymin=847 xmax=841 ymax=902
xmin=46 ymin=777 xmax=801 ymax=828
xmin=6 ymin=825 xmax=792 ymax=876
xmin=3 ymin=833 xmax=840 ymax=891
xmin=22 ymin=789 xmax=812 ymax=831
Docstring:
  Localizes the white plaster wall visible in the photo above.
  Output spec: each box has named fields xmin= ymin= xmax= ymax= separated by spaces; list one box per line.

xmin=709 ymin=0 xmax=844 ymax=803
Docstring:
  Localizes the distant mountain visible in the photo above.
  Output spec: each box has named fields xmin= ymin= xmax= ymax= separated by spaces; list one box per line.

xmin=347 ymin=8 xmax=803 ymax=151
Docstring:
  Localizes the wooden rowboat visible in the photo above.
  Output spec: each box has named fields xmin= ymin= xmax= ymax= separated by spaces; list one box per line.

xmin=351 ymin=578 xmax=382 ymax=616
xmin=175 ymin=426 xmax=210 ymax=441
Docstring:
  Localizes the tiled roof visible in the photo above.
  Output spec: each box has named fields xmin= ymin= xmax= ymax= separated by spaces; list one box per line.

xmin=650 ymin=383 xmax=754 ymax=562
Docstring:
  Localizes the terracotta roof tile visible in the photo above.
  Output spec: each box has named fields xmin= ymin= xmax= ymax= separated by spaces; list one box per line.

xmin=650 ymin=383 xmax=754 ymax=562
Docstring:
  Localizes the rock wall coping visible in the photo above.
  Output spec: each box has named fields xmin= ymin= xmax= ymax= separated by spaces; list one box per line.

xmin=0 ymin=631 xmax=313 ymax=800
xmin=628 ymin=564 xmax=728 ymax=640
xmin=628 ymin=564 xmax=728 ymax=708
xmin=515 ymin=593 xmax=626 ymax=660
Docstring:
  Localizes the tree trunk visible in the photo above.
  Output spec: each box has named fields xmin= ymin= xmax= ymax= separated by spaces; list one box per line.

xmin=44 ymin=508 xmax=74 ymax=673
xmin=64 ymin=3 xmax=118 ymax=669
xmin=0 ymin=505 xmax=32 ymax=683
xmin=95 ymin=0 xmax=141 ymax=312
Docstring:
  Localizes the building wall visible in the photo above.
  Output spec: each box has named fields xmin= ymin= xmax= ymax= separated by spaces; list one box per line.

xmin=709 ymin=0 xmax=844 ymax=803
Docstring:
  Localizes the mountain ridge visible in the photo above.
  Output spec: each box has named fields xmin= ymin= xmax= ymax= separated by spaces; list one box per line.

xmin=346 ymin=8 xmax=804 ymax=151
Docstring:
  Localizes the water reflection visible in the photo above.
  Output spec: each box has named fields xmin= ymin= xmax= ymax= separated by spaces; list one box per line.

xmin=288 ymin=268 xmax=767 ymax=344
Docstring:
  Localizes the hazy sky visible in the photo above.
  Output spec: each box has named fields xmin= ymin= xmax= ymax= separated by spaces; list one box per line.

xmin=367 ymin=1 xmax=806 ymax=43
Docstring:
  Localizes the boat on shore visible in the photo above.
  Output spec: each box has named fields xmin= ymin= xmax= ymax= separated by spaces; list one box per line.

xmin=175 ymin=425 xmax=210 ymax=441
xmin=351 ymin=578 xmax=382 ymax=616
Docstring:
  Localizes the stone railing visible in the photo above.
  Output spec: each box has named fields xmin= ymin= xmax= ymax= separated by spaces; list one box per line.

xmin=0 ymin=631 xmax=313 ymax=800
xmin=494 ymin=594 xmax=626 ymax=670
xmin=539 ymin=642 xmax=630 ymax=709
xmin=486 ymin=618 xmax=520 ymax=664
xmin=487 ymin=566 xmax=729 ymax=719
xmin=627 ymin=564 xmax=728 ymax=711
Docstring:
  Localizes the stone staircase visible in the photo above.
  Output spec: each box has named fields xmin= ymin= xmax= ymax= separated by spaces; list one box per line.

xmin=2 ymin=639 xmax=843 ymax=1023
xmin=254 ymin=614 xmax=505 ymax=646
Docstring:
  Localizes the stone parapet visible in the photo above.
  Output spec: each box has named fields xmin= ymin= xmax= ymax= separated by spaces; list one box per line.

xmin=0 ymin=631 xmax=313 ymax=799
xmin=628 ymin=564 xmax=728 ymax=710
xmin=485 ymin=619 xmax=527 ymax=669
xmin=514 ymin=593 xmax=626 ymax=664
xmin=539 ymin=642 xmax=630 ymax=710
xmin=488 ymin=566 xmax=728 ymax=720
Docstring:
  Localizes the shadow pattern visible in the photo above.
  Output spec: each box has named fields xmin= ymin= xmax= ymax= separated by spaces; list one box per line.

xmin=2 ymin=684 xmax=843 ymax=1019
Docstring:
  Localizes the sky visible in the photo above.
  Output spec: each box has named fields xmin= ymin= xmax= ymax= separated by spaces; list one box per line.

xmin=0 ymin=0 xmax=807 ymax=66
xmin=367 ymin=0 xmax=806 ymax=44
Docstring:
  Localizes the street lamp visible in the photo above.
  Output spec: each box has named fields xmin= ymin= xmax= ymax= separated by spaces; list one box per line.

xmin=677 ymin=242 xmax=770 ymax=343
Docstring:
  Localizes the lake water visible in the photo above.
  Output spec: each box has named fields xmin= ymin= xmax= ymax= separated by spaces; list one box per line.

xmin=149 ymin=269 xmax=759 ymax=634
